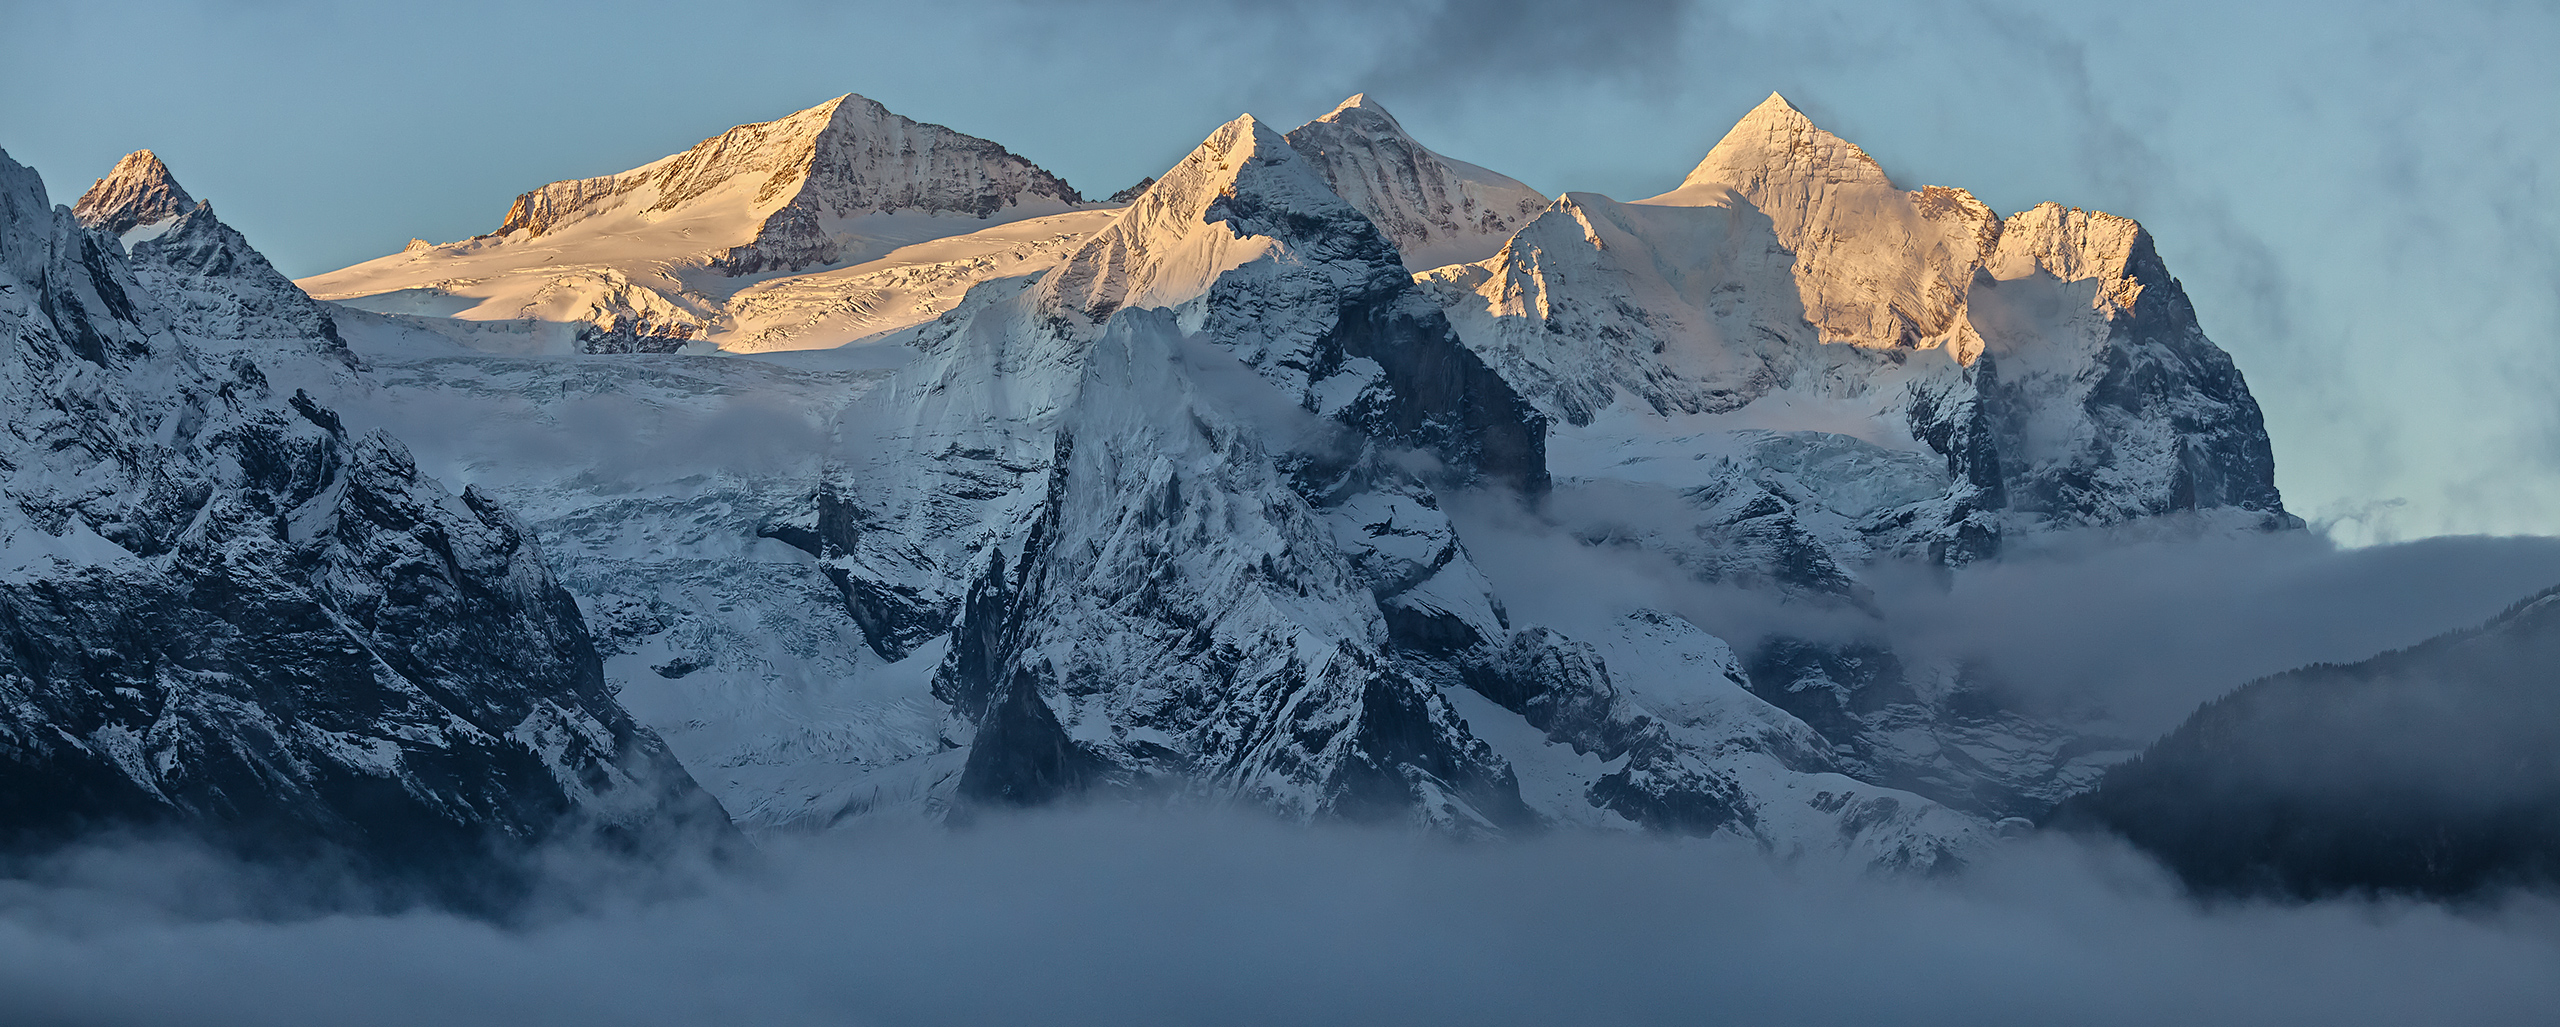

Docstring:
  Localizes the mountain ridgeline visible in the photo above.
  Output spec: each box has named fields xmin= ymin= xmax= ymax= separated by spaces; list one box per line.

xmin=0 ymin=86 xmax=2338 ymax=897
xmin=2056 ymin=587 xmax=2560 ymax=899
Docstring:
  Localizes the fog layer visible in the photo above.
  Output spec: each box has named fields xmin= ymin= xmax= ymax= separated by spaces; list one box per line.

xmin=1452 ymin=482 xmax=2560 ymax=736
xmin=2 ymin=813 xmax=2554 ymax=1027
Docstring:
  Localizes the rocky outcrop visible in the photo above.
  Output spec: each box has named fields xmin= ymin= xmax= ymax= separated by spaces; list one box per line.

xmin=1104 ymin=177 xmax=1155 ymax=204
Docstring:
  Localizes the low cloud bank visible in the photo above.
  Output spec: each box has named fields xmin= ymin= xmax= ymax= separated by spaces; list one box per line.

xmin=2 ymin=813 xmax=2556 ymax=1026
xmin=1875 ymin=529 xmax=2560 ymax=733
xmin=1451 ymin=482 xmax=2560 ymax=737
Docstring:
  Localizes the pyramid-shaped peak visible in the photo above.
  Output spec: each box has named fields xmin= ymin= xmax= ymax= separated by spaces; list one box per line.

xmin=75 ymin=149 xmax=198 ymax=235
xmin=813 ymin=92 xmax=898 ymax=127
xmin=1284 ymin=93 xmax=1549 ymax=269
xmin=1143 ymin=114 xmax=1333 ymax=207
xmin=494 ymin=89 xmax=1081 ymax=259
xmin=1656 ymin=92 xmax=1888 ymax=203
xmin=1093 ymin=112 xmax=1321 ymax=229
xmin=1036 ymin=111 xmax=1373 ymax=325
xmin=1739 ymin=92 xmax=1810 ymax=126
xmin=1177 ymin=114 xmax=1278 ymax=168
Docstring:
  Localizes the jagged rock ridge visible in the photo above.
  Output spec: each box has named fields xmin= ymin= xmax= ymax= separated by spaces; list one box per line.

xmin=1415 ymin=92 xmax=2293 ymax=820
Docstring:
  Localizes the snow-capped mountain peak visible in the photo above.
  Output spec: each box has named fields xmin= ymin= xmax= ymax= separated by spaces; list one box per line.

xmin=492 ymin=91 xmax=1081 ymax=276
xmin=1658 ymin=92 xmax=1891 ymax=204
xmin=72 ymin=149 xmax=196 ymax=236
xmin=1282 ymin=94 xmax=1548 ymax=271
xmin=67 ymin=150 xmax=351 ymax=353
xmin=1038 ymin=113 xmax=1366 ymax=327
xmin=500 ymin=93 xmax=1075 ymax=234
xmin=1316 ymin=92 xmax=1401 ymax=129
xmin=1631 ymin=95 xmax=1995 ymax=355
xmin=300 ymin=91 xmax=1111 ymax=355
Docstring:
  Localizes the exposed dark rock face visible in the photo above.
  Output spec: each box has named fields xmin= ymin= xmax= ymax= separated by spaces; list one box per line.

xmin=761 ymin=490 xmax=950 ymax=662
xmin=956 ymin=668 xmax=1100 ymax=808
xmin=1105 ymin=177 xmax=1155 ymax=204
xmin=1744 ymin=640 xmax=1919 ymax=753
xmin=0 ymin=147 xmax=734 ymax=909
xmin=2055 ymin=586 xmax=2560 ymax=900
xmin=575 ymin=313 xmax=697 ymax=354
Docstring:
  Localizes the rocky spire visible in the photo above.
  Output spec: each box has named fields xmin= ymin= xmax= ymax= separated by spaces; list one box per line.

xmin=73 ymin=150 xmax=198 ymax=235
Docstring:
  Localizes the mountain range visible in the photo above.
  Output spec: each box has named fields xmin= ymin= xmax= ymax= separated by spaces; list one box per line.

xmin=0 ymin=86 xmax=2390 ymax=899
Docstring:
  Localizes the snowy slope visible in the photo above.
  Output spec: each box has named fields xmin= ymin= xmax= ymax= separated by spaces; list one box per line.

xmin=293 ymin=334 xmax=953 ymax=831
xmin=298 ymin=93 xmax=1091 ymax=354
xmin=722 ymin=208 xmax=1120 ymax=352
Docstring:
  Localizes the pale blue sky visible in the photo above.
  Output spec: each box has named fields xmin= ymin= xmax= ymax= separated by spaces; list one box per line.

xmin=1 ymin=0 xmax=2552 ymax=543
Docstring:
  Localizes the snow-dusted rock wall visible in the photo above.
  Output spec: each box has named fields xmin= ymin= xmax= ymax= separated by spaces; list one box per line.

xmin=0 ymin=148 xmax=733 ymax=907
